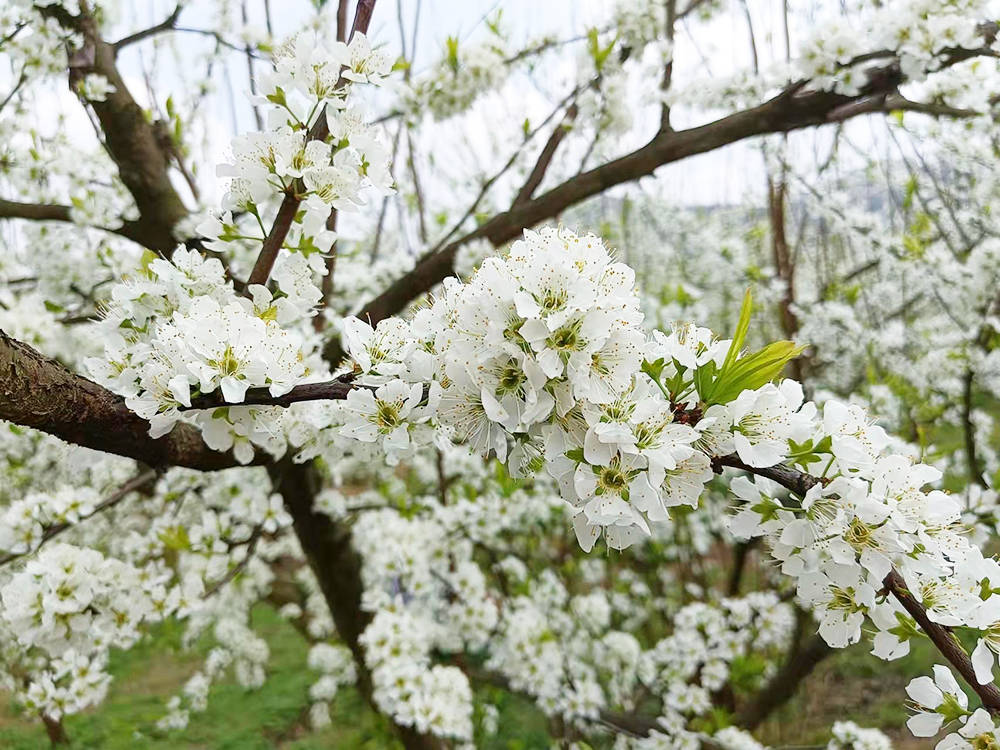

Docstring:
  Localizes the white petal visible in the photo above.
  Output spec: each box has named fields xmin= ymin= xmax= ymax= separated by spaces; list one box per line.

xmin=907 ymin=712 xmax=944 ymax=738
xmin=973 ymin=640 xmax=995 ymax=686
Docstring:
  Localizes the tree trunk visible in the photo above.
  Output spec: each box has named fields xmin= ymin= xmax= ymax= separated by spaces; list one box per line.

xmin=269 ymin=458 xmax=444 ymax=750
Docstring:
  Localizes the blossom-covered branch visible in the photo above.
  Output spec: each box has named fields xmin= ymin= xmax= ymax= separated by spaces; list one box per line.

xmin=0 ymin=330 xmax=252 ymax=470
xmin=244 ymin=0 xmax=378 ymax=288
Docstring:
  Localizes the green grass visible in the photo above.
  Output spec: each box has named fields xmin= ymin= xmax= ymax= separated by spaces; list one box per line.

xmin=0 ymin=605 xmax=557 ymax=749
xmin=758 ymin=637 xmax=941 ymax=749
xmin=0 ymin=606 xmax=397 ymax=749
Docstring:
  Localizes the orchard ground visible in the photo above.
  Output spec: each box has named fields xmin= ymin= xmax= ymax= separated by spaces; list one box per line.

xmin=0 ymin=603 xmax=944 ymax=749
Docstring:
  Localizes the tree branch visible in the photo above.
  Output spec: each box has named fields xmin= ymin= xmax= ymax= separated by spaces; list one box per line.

xmin=0 ymin=197 xmax=163 ymax=247
xmin=244 ymin=0 xmax=377 ymax=288
xmin=717 ymin=453 xmax=1000 ymax=715
xmin=325 ymin=32 xmax=999 ymax=364
xmin=0 ymin=330 xmax=251 ymax=471
xmin=0 ymin=198 xmax=72 ymax=223
xmin=201 ymin=524 xmax=263 ymax=598
xmin=512 ymin=102 xmax=579 ymax=206
xmin=182 ymin=376 xmax=369 ymax=411
xmin=39 ymin=4 xmax=189 ymax=255
xmin=111 ymin=4 xmax=184 ymax=51
xmin=0 ymin=469 xmax=158 ymax=566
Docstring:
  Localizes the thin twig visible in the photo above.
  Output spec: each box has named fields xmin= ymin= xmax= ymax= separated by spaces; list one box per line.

xmin=112 ymin=4 xmax=183 ymax=51
xmin=0 ymin=470 xmax=158 ymax=567
xmin=202 ymin=525 xmax=263 ymax=598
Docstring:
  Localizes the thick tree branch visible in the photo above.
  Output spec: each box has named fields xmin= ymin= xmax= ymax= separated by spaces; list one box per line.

xmin=0 ymin=330 xmax=250 ymax=471
xmin=0 ymin=198 xmax=72 ymax=223
xmin=0 ymin=196 xmax=161 ymax=247
xmin=39 ymin=3 xmax=189 ymax=255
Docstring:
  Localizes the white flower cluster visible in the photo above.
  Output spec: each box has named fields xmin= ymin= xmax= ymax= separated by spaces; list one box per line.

xmin=0 ymin=543 xmax=168 ymax=719
xmin=634 ymin=595 xmax=794 ymax=747
xmin=726 ymin=399 xmax=1000 ymax=658
xmin=212 ymin=30 xmax=393 ymax=237
xmin=0 ymin=485 xmax=101 ymax=557
xmin=92 ymin=27 xmax=395 ymax=463
xmin=797 ymin=0 xmax=988 ymax=95
xmin=406 ymin=36 xmax=509 ymax=121
xmin=359 ymin=609 xmax=474 ymax=743
xmin=306 ymin=642 xmax=357 ymax=729
xmin=157 ymin=618 xmax=270 ymax=732
xmin=339 ymin=227 xmax=720 ymax=551
xmin=87 ymin=248 xmax=306 ymax=461
xmin=827 ymin=720 xmax=893 ymax=750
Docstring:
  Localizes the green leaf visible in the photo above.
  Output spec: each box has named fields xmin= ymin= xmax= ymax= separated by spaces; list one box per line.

xmin=266 ymin=87 xmax=287 ymax=107
xmin=721 ymin=288 xmax=753 ymax=374
xmin=586 ymin=28 xmax=617 ymax=71
xmin=445 ymin=36 xmax=460 ymax=72
xmin=158 ymin=525 xmax=190 ymax=551
xmin=641 ymin=357 xmax=666 ymax=382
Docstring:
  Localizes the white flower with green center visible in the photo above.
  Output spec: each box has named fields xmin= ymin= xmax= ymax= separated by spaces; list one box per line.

xmin=823 ymin=401 xmax=890 ymax=478
xmin=342 ymin=316 xmax=415 ymax=378
xmin=568 ymin=325 xmax=645 ymax=404
xmin=656 ymin=452 xmax=713 ymax=513
xmin=475 ymin=352 xmax=553 ymax=431
xmin=905 ymin=665 xmax=969 ymax=737
xmin=437 ymin=367 xmax=510 ymax=461
xmin=572 ymin=452 xmax=652 ymax=536
xmin=936 ymin=707 xmax=1000 ymax=750
xmin=340 ymin=380 xmax=424 ymax=463
xmin=796 ymin=562 xmax=874 ymax=647
xmin=520 ymin=309 xmax=614 ymax=379
xmin=647 ymin=322 xmax=726 ymax=372
xmin=729 ymin=380 xmax=815 ymax=468
xmin=177 ymin=297 xmax=268 ymax=403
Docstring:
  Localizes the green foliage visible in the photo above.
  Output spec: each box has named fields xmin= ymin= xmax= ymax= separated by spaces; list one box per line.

xmin=695 ymin=290 xmax=804 ymax=405
xmin=786 ymin=435 xmax=833 ymax=471
xmin=586 ymin=28 xmax=617 ymax=72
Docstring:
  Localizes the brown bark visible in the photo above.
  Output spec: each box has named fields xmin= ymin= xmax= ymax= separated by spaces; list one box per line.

xmin=41 ymin=713 xmax=68 ymax=745
xmin=0 ymin=330 xmax=248 ymax=471
xmin=38 ymin=4 xmax=188 ymax=255
xmin=767 ymin=179 xmax=797 ymax=339
xmin=0 ymin=197 xmax=167 ymax=247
